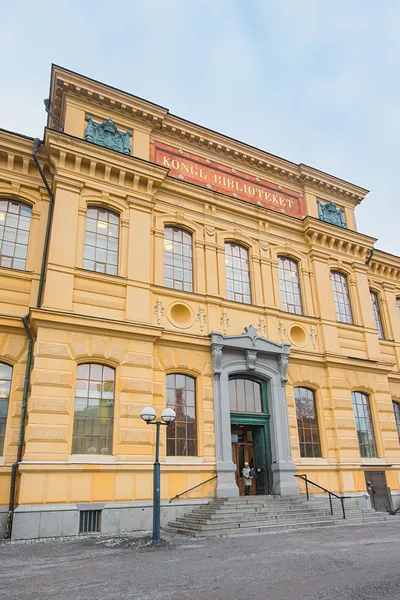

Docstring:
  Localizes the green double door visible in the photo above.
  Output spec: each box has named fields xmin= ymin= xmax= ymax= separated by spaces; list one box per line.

xmin=230 ymin=377 xmax=272 ymax=496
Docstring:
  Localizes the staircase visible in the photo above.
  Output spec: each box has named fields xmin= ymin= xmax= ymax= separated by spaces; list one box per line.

xmin=166 ymin=495 xmax=391 ymax=537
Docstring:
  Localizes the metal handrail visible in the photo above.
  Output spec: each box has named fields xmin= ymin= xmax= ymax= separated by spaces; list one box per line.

xmin=295 ymin=473 xmax=350 ymax=519
xmin=169 ymin=476 xmax=217 ymax=503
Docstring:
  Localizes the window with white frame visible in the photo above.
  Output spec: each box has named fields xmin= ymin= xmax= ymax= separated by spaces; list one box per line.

xmin=225 ymin=243 xmax=251 ymax=304
xmin=164 ymin=227 xmax=193 ymax=292
xmin=83 ymin=207 xmax=119 ymax=275
xmin=331 ymin=271 xmax=353 ymax=324
xmin=0 ymin=363 xmax=12 ymax=455
xmin=278 ymin=257 xmax=303 ymax=315
xmin=352 ymin=391 xmax=377 ymax=458
xmin=393 ymin=402 xmax=400 ymax=441
xmin=370 ymin=291 xmax=385 ymax=339
xmin=72 ymin=364 xmax=115 ymax=455
xmin=0 ymin=199 xmax=32 ymax=270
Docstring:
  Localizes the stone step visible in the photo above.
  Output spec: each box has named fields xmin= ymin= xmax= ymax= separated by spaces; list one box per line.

xmin=176 ymin=514 xmax=335 ymax=526
xmin=166 ymin=515 xmax=389 ymax=537
xmin=191 ymin=507 xmax=326 ymax=517
xmin=185 ymin=509 xmax=332 ymax=522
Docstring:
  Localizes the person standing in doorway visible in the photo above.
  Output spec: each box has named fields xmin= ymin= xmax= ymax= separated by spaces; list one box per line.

xmin=242 ymin=461 xmax=252 ymax=496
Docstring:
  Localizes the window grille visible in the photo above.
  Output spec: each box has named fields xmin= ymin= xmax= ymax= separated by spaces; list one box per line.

xmin=79 ymin=510 xmax=101 ymax=534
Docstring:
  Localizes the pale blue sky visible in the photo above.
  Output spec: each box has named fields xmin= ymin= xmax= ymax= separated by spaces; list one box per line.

xmin=1 ymin=1 xmax=399 ymax=255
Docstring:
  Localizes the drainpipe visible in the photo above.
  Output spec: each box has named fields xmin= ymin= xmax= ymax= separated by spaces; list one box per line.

xmin=5 ymin=316 xmax=33 ymax=538
xmin=32 ymin=138 xmax=55 ymax=308
xmin=5 ymin=139 xmax=54 ymax=538
xmin=366 ymin=248 xmax=374 ymax=266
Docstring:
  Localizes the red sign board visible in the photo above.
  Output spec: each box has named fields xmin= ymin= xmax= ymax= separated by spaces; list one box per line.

xmin=150 ymin=141 xmax=305 ymax=219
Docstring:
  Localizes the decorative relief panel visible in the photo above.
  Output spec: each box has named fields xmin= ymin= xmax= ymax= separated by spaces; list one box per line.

xmin=317 ymin=199 xmax=346 ymax=228
xmin=85 ymin=116 xmax=132 ymax=155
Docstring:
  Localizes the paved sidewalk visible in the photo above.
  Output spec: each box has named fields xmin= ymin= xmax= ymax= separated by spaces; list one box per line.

xmin=1 ymin=521 xmax=400 ymax=599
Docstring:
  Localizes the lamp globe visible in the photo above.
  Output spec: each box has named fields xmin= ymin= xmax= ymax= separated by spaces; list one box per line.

xmin=141 ymin=406 xmax=156 ymax=422
xmin=161 ymin=407 xmax=176 ymax=424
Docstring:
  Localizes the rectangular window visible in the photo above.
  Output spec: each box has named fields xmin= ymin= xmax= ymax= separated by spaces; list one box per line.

xmin=164 ymin=227 xmax=193 ymax=292
xmin=0 ymin=363 xmax=12 ymax=455
xmin=166 ymin=373 xmax=197 ymax=456
xmin=352 ymin=392 xmax=377 ymax=458
xmin=295 ymin=387 xmax=321 ymax=458
xmin=72 ymin=364 xmax=114 ymax=455
xmin=396 ymin=297 xmax=400 ymax=317
xmin=393 ymin=402 xmax=400 ymax=441
xmin=229 ymin=379 xmax=263 ymax=413
xmin=370 ymin=291 xmax=385 ymax=339
xmin=225 ymin=243 xmax=251 ymax=304
xmin=332 ymin=271 xmax=353 ymax=324
xmin=0 ymin=200 xmax=32 ymax=270
xmin=278 ymin=257 xmax=303 ymax=315
xmin=83 ymin=208 xmax=119 ymax=276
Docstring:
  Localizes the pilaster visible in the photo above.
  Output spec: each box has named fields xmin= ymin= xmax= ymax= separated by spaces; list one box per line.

xmin=42 ymin=175 xmax=84 ymax=312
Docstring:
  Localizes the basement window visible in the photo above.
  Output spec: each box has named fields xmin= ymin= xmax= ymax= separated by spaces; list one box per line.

xmin=79 ymin=510 xmax=102 ymax=534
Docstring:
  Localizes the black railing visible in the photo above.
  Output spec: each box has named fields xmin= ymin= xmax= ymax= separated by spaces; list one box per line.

xmin=295 ymin=474 xmax=350 ymax=519
xmin=169 ymin=476 xmax=217 ymax=503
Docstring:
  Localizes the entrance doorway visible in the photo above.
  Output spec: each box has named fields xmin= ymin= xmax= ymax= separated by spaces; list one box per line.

xmin=232 ymin=426 xmax=256 ymax=496
xmin=364 ymin=471 xmax=390 ymax=512
xmin=229 ymin=376 xmax=272 ymax=496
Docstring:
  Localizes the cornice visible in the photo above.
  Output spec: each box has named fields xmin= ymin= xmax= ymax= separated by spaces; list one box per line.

xmin=369 ymin=249 xmax=400 ymax=282
xmin=303 ymin=217 xmax=376 ymax=262
xmin=49 ymin=65 xmax=369 ymax=206
xmin=44 ymin=128 xmax=168 ymax=197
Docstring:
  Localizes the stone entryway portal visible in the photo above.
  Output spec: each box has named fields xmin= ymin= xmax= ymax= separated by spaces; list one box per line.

xmin=211 ymin=325 xmax=299 ymax=498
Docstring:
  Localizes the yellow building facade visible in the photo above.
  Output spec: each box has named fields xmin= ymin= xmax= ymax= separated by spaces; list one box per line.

xmin=0 ymin=65 xmax=399 ymax=539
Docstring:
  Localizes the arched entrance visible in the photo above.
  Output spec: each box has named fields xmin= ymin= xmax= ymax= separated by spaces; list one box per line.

xmin=229 ymin=377 xmax=272 ymax=495
xmin=211 ymin=325 xmax=299 ymax=498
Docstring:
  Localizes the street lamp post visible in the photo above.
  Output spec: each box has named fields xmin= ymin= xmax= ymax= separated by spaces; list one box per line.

xmin=141 ymin=406 xmax=176 ymax=546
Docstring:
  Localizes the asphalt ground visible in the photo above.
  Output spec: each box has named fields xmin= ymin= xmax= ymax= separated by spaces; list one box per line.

xmin=1 ymin=521 xmax=400 ymax=600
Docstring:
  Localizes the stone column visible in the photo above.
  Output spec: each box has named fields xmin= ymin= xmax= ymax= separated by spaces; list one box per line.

xmin=269 ymin=352 xmax=299 ymax=495
xmin=211 ymin=343 xmax=239 ymax=498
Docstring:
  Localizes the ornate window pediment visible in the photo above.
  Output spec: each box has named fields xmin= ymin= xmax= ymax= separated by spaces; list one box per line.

xmin=85 ymin=116 xmax=132 ymax=155
xmin=317 ymin=199 xmax=346 ymax=228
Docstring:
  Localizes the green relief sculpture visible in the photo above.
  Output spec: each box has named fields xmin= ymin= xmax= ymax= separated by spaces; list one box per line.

xmin=317 ymin=199 xmax=346 ymax=228
xmin=85 ymin=116 xmax=132 ymax=155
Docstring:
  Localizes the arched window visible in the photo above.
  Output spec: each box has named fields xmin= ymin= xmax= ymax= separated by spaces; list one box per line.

xmin=0 ymin=363 xmax=12 ymax=455
xmin=83 ymin=207 xmax=119 ymax=275
xmin=0 ymin=199 xmax=32 ymax=270
xmin=393 ymin=402 xmax=400 ymax=441
xmin=166 ymin=373 xmax=196 ymax=456
xmin=370 ymin=291 xmax=385 ymax=339
xmin=294 ymin=387 xmax=321 ymax=458
xmin=72 ymin=364 xmax=115 ymax=455
xmin=229 ymin=378 xmax=263 ymax=413
xmin=278 ymin=257 xmax=303 ymax=315
xmin=225 ymin=242 xmax=251 ymax=304
xmin=352 ymin=392 xmax=377 ymax=458
xmin=164 ymin=227 xmax=193 ymax=292
xmin=331 ymin=271 xmax=353 ymax=324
